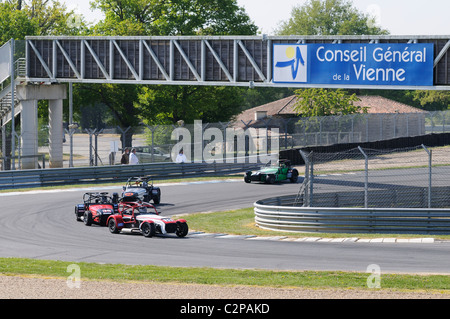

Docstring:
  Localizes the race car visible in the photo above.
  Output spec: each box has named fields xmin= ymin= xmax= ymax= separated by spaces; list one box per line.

xmin=75 ymin=192 xmax=119 ymax=226
xmin=244 ymin=159 xmax=299 ymax=184
xmin=106 ymin=202 xmax=189 ymax=238
xmin=122 ymin=176 xmax=161 ymax=204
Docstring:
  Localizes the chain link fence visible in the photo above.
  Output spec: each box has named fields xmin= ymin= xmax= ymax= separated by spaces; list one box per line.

xmin=2 ymin=108 xmax=450 ymax=170
xmin=297 ymin=145 xmax=450 ymax=209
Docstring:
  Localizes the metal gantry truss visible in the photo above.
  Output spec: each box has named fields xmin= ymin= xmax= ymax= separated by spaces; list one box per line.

xmin=25 ymin=35 xmax=450 ymax=90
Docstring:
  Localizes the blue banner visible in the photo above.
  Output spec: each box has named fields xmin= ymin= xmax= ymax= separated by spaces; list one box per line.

xmin=273 ymin=43 xmax=434 ymax=86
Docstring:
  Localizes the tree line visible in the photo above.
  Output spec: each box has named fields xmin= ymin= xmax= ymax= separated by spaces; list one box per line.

xmin=1 ymin=0 xmax=448 ymax=135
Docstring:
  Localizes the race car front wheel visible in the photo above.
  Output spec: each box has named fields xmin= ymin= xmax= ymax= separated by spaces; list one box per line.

xmin=108 ymin=218 xmax=120 ymax=234
xmin=141 ymin=222 xmax=156 ymax=238
xmin=84 ymin=211 xmax=93 ymax=226
xmin=176 ymin=222 xmax=189 ymax=238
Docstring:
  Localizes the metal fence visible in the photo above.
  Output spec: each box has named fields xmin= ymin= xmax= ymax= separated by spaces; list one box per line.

xmin=254 ymin=145 xmax=450 ymax=234
xmin=2 ymin=110 xmax=450 ymax=170
xmin=0 ymin=161 xmax=261 ymax=190
xmin=298 ymin=145 xmax=450 ymax=209
xmin=254 ymin=195 xmax=450 ymax=234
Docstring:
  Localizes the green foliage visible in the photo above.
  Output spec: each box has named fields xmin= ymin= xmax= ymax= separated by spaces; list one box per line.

xmin=74 ymin=83 xmax=143 ymax=127
xmin=293 ymin=88 xmax=367 ymax=117
xmin=275 ymin=0 xmax=389 ymax=36
xmin=0 ymin=1 xmax=36 ymax=44
xmin=90 ymin=0 xmax=258 ymax=36
xmin=411 ymin=90 xmax=450 ymax=111
xmin=138 ymin=85 xmax=245 ymax=125
xmin=0 ymin=0 xmax=89 ymax=45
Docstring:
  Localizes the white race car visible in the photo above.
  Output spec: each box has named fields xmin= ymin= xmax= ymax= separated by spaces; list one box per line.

xmin=106 ymin=202 xmax=188 ymax=238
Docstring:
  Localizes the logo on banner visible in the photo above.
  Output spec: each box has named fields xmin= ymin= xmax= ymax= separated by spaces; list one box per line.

xmin=273 ymin=44 xmax=308 ymax=83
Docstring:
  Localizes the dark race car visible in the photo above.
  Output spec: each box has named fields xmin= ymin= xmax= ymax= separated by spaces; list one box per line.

xmin=107 ymin=202 xmax=188 ymax=238
xmin=122 ymin=176 xmax=161 ymax=204
xmin=75 ymin=192 xmax=119 ymax=226
xmin=244 ymin=159 xmax=299 ymax=184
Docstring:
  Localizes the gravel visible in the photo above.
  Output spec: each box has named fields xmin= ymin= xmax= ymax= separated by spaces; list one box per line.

xmin=1 ymin=275 xmax=448 ymax=299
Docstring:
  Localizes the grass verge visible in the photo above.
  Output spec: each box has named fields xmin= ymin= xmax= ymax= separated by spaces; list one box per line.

xmin=0 ymin=257 xmax=449 ymax=293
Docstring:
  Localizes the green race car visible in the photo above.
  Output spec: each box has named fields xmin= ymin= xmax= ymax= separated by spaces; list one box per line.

xmin=244 ymin=159 xmax=299 ymax=184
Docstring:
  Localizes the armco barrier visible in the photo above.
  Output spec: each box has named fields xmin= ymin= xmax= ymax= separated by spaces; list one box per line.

xmin=254 ymin=194 xmax=450 ymax=235
xmin=0 ymin=162 xmax=260 ymax=190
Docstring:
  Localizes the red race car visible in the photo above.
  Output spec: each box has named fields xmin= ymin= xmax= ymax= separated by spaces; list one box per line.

xmin=106 ymin=202 xmax=188 ymax=238
xmin=75 ymin=192 xmax=119 ymax=226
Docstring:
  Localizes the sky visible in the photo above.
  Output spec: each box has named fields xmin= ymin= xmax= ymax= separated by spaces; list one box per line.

xmin=66 ymin=0 xmax=450 ymax=36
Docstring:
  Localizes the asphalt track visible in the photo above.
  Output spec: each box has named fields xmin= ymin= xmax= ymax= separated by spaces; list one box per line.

xmin=0 ymin=175 xmax=449 ymax=274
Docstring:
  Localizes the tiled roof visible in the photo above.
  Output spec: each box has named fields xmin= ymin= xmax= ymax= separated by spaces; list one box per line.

xmin=234 ymin=95 xmax=425 ymax=127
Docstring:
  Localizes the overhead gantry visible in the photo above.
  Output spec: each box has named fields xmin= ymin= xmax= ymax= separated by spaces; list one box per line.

xmin=1 ymin=35 xmax=449 ymax=169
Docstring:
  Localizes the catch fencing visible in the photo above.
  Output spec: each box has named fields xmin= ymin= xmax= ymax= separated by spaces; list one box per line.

xmin=2 ymin=110 xmax=450 ymax=170
xmin=298 ymin=145 xmax=450 ymax=209
xmin=254 ymin=145 xmax=450 ymax=234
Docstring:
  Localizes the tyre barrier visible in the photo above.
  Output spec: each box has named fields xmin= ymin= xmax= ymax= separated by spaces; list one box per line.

xmin=254 ymin=194 xmax=450 ymax=235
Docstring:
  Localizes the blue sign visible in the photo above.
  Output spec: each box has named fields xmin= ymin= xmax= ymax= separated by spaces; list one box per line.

xmin=273 ymin=43 xmax=434 ymax=86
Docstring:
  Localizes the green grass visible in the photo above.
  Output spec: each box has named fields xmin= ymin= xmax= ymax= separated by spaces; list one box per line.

xmin=1 ymin=257 xmax=449 ymax=293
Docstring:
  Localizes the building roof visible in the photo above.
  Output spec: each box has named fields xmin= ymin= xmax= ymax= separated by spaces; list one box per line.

xmin=233 ymin=95 xmax=425 ymax=127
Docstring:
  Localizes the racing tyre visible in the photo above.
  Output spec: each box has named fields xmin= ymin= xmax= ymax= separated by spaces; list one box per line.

xmin=153 ymin=192 xmax=161 ymax=205
xmin=83 ymin=211 xmax=93 ymax=226
xmin=290 ymin=169 xmax=299 ymax=183
xmin=244 ymin=176 xmax=251 ymax=183
xmin=75 ymin=206 xmax=82 ymax=221
xmin=176 ymin=222 xmax=189 ymax=238
xmin=141 ymin=222 xmax=156 ymax=238
xmin=108 ymin=218 xmax=120 ymax=234
xmin=266 ymin=175 xmax=275 ymax=184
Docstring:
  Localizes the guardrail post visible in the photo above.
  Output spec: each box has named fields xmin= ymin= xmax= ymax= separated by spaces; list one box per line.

xmin=358 ymin=146 xmax=368 ymax=208
xmin=299 ymin=150 xmax=311 ymax=207
xmin=422 ymin=144 xmax=432 ymax=208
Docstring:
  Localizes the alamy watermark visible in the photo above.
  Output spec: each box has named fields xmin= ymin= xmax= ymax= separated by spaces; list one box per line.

xmin=66 ymin=264 xmax=81 ymax=289
xmin=170 ymin=120 xmax=279 ymax=164
xmin=366 ymin=264 xmax=381 ymax=289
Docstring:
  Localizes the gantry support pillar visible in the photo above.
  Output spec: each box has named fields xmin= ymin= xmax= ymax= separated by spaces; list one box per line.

xmin=16 ymin=84 xmax=67 ymax=169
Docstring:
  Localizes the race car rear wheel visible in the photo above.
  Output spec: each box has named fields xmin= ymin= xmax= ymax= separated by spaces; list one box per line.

xmin=176 ymin=222 xmax=189 ymax=238
xmin=108 ymin=218 xmax=120 ymax=234
xmin=266 ymin=175 xmax=275 ymax=184
xmin=141 ymin=222 xmax=156 ymax=238
xmin=290 ymin=169 xmax=299 ymax=183
xmin=83 ymin=211 xmax=93 ymax=226
xmin=153 ymin=193 xmax=161 ymax=205
xmin=75 ymin=206 xmax=82 ymax=221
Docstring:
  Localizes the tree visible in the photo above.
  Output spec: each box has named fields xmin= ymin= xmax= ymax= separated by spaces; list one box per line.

xmin=0 ymin=0 xmax=88 ymax=45
xmin=411 ymin=91 xmax=450 ymax=111
xmin=73 ymin=83 xmax=144 ymax=147
xmin=0 ymin=1 xmax=36 ymax=44
xmin=90 ymin=0 xmax=258 ymax=36
xmin=137 ymin=85 xmax=245 ymax=125
xmin=81 ymin=0 xmax=258 ymax=135
xmin=293 ymin=88 xmax=367 ymax=117
xmin=276 ymin=0 xmax=388 ymax=36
